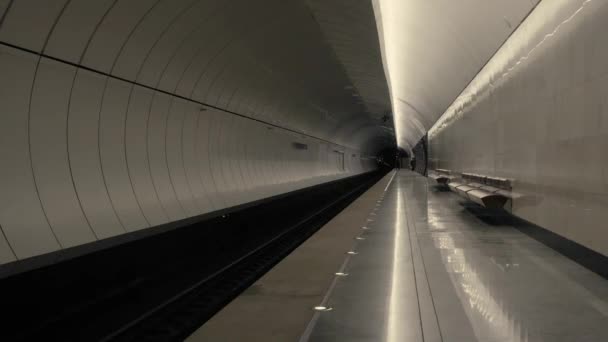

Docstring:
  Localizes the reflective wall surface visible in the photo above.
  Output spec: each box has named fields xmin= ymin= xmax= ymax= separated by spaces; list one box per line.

xmin=429 ymin=0 xmax=608 ymax=256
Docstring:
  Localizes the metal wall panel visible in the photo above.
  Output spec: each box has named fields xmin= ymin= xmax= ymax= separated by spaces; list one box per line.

xmin=112 ymin=0 xmax=193 ymax=81
xmin=82 ymin=0 xmax=158 ymax=73
xmin=218 ymin=115 xmax=239 ymax=207
xmin=0 ymin=224 xmax=15 ymax=264
xmin=240 ymin=122 xmax=258 ymax=198
xmin=266 ymin=129 xmax=284 ymax=195
xmin=174 ymin=26 xmax=228 ymax=99
xmin=226 ymin=65 xmax=255 ymax=115
xmin=263 ymin=127 xmax=278 ymax=197
xmin=227 ymin=117 xmax=246 ymax=202
xmin=30 ymin=58 xmax=96 ymax=247
xmin=0 ymin=46 xmax=60 ymax=259
xmin=137 ymin=0 xmax=219 ymax=86
xmin=201 ymin=49 xmax=239 ymax=107
xmin=166 ymin=98 xmax=198 ymax=217
xmin=125 ymin=86 xmax=170 ymax=225
xmin=283 ymin=132 xmax=296 ymax=191
xmin=239 ymin=121 xmax=256 ymax=201
xmin=156 ymin=0 xmax=228 ymax=92
xmin=0 ymin=0 xmax=68 ymax=52
xmin=99 ymin=78 xmax=149 ymax=232
xmin=196 ymin=109 xmax=223 ymax=211
xmin=217 ymin=114 xmax=234 ymax=203
xmin=181 ymin=105 xmax=213 ymax=214
xmin=44 ymin=0 xmax=116 ymax=63
xmin=281 ymin=131 xmax=294 ymax=191
xmin=68 ymin=69 xmax=125 ymax=239
xmin=207 ymin=110 xmax=229 ymax=206
xmin=215 ymin=63 xmax=241 ymax=110
xmin=187 ymin=3 xmax=262 ymax=104
xmin=227 ymin=116 xmax=247 ymax=206
xmin=146 ymin=92 xmax=184 ymax=222
xmin=0 ymin=0 xmax=11 ymax=21
xmin=249 ymin=124 xmax=268 ymax=200
xmin=232 ymin=118 xmax=252 ymax=203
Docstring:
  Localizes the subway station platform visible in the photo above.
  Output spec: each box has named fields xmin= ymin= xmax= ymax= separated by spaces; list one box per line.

xmin=188 ymin=170 xmax=608 ymax=342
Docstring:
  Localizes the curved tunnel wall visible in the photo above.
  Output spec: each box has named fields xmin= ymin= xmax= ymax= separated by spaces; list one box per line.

xmin=429 ymin=0 xmax=608 ymax=256
xmin=0 ymin=0 xmax=384 ymax=268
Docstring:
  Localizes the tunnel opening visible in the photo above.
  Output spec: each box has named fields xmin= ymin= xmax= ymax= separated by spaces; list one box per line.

xmin=375 ymin=147 xmax=398 ymax=170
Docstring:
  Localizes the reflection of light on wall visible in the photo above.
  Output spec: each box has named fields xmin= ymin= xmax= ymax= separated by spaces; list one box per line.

xmin=432 ymin=230 xmax=528 ymax=341
xmin=428 ymin=0 xmax=594 ymax=139
xmin=386 ymin=188 xmax=404 ymax=342
xmin=371 ymin=0 xmax=410 ymax=148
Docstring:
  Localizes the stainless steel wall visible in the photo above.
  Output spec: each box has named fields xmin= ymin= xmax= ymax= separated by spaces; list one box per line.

xmin=0 ymin=0 xmax=386 ymax=267
xmin=429 ymin=0 xmax=608 ymax=256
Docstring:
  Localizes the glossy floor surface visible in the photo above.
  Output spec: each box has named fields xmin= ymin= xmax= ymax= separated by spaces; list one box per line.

xmin=302 ymin=170 xmax=608 ymax=342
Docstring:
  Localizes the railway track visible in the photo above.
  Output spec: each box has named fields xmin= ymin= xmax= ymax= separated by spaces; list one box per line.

xmin=2 ymin=170 xmax=386 ymax=342
xmin=107 ymin=172 xmax=383 ymax=341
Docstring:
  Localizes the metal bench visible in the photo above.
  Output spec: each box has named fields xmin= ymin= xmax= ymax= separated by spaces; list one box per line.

xmin=428 ymin=169 xmax=454 ymax=185
xmin=447 ymin=172 xmax=514 ymax=209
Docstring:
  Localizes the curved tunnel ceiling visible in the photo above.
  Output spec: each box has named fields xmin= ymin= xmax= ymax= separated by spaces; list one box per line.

xmin=373 ymin=0 xmax=539 ymax=149
xmin=0 ymin=0 xmax=395 ymax=266
xmin=0 ymin=0 xmax=543 ymax=153
xmin=0 ymin=0 xmax=394 ymax=154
